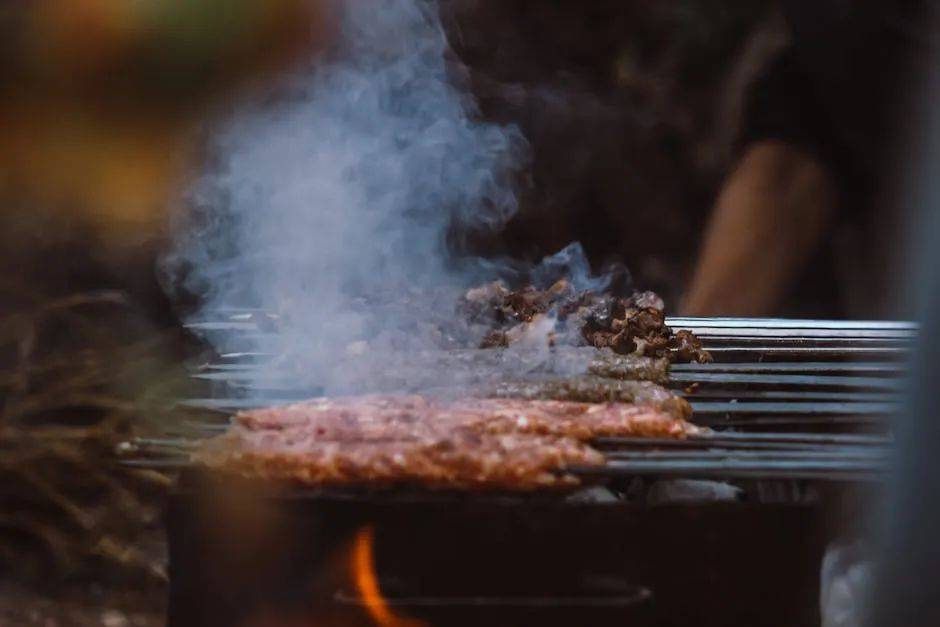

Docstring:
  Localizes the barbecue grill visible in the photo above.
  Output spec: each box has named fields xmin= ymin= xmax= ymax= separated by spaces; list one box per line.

xmin=121 ymin=315 xmax=908 ymax=627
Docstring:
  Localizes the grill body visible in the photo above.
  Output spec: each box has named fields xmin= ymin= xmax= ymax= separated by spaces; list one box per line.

xmin=166 ymin=473 xmax=834 ymax=627
xmin=142 ymin=315 xmax=907 ymax=626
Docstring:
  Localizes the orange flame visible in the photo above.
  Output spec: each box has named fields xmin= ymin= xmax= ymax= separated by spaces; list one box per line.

xmin=351 ymin=526 xmax=427 ymax=627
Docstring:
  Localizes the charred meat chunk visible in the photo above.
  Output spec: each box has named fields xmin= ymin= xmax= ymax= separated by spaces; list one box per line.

xmin=462 ymin=282 xmax=711 ymax=363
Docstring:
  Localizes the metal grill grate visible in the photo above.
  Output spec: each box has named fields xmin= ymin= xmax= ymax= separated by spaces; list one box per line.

xmin=119 ymin=315 xmax=908 ymax=482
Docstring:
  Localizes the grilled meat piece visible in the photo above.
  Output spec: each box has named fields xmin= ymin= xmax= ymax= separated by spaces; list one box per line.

xmin=233 ymin=395 xmax=697 ymax=440
xmin=484 ymin=376 xmax=691 ymax=420
xmin=587 ymin=350 xmax=671 ymax=384
xmin=199 ymin=429 xmax=602 ymax=490
xmin=449 ymin=397 xmax=696 ymax=440
xmin=462 ymin=282 xmax=711 ymax=364
xmin=580 ymin=291 xmax=712 ymax=363
xmin=316 ymin=346 xmax=670 ymax=398
xmin=202 ymin=395 xmax=699 ymax=490
xmin=234 ymin=394 xmax=434 ymax=432
xmin=670 ymin=330 xmax=710 ymax=364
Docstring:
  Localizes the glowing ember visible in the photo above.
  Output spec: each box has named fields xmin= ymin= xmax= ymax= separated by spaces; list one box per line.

xmin=351 ymin=526 xmax=427 ymax=627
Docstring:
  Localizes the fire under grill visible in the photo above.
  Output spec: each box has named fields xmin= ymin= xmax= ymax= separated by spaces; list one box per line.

xmin=124 ymin=315 xmax=909 ymax=627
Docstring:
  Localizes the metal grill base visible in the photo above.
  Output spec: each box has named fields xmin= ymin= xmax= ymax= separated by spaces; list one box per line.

xmin=166 ymin=472 xmax=836 ymax=627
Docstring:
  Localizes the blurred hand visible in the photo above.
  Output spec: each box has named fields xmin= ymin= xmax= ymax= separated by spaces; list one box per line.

xmin=682 ymin=140 xmax=838 ymax=316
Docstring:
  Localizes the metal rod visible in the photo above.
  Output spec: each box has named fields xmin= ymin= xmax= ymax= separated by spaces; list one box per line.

xmin=695 ymin=431 xmax=891 ymax=445
xmin=690 ymin=401 xmax=896 ymax=415
xmin=703 ymin=346 xmax=907 ymax=357
xmin=677 ymin=329 xmax=913 ymax=340
xmin=193 ymin=363 xmax=271 ymax=372
xmin=569 ymin=459 xmax=886 ymax=481
xmin=594 ymin=439 xmax=883 ymax=453
xmin=681 ymin=390 xmax=898 ymax=402
xmin=700 ymin=337 xmax=906 ymax=347
xmin=671 ymin=361 xmax=905 ymax=374
xmin=665 ymin=317 xmax=916 ymax=330
xmin=218 ymin=352 xmax=276 ymax=360
xmin=177 ymin=397 xmax=898 ymax=417
xmin=190 ymin=371 xmax=275 ymax=382
xmin=672 ymin=372 xmax=904 ymax=390
xmin=194 ymin=371 xmax=906 ymax=390
xmin=129 ymin=438 xmax=201 ymax=449
xmin=208 ymin=306 xmax=273 ymax=315
xmin=178 ymin=398 xmax=285 ymax=411
xmin=184 ymin=321 xmax=259 ymax=332
xmin=595 ymin=432 xmax=891 ymax=447
xmin=118 ymin=459 xmax=190 ymax=469
xmin=187 ymin=316 xmax=916 ymax=338
xmin=203 ymin=313 xmax=911 ymax=330
xmin=694 ymin=415 xmax=885 ymax=427
xmin=603 ymin=450 xmax=888 ymax=461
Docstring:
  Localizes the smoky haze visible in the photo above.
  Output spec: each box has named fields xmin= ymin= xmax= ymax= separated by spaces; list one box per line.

xmin=163 ymin=0 xmax=631 ymax=398
xmin=164 ymin=0 xmax=540 ymax=394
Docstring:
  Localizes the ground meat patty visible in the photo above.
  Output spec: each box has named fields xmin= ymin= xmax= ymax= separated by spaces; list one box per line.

xmin=484 ymin=377 xmax=692 ymax=420
xmin=586 ymin=351 xmax=671 ymax=384
xmin=235 ymin=395 xmax=433 ymax=432
xmin=447 ymin=397 xmax=696 ymax=440
xmin=201 ymin=395 xmax=700 ymax=490
xmin=198 ymin=428 xmax=602 ymax=490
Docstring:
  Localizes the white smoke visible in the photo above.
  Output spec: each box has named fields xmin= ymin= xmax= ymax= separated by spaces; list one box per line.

xmin=164 ymin=0 xmax=528 ymax=393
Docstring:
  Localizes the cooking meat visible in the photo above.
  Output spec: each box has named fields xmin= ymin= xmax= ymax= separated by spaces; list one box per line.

xmin=199 ymin=428 xmax=601 ymax=490
xmin=318 ymin=346 xmax=672 ymax=398
xmin=233 ymin=395 xmax=698 ymax=440
xmin=235 ymin=394 xmax=434 ymax=432
xmin=587 ymin=350 xmax=670 ymax=384
xmin=483 ymin=377 xmax=691 ymax=420
xmin=461 ymin=280 xmax=711 ymax=364
xmin=670 ymin=330 xmax=710 ymax=364
xmin=447 ymin=397 xmax=696 ymax=440
xmin=201 ymin=394 xmax=700 ymax=490
xmin=578 ymin=290 xmax=711 ymax=363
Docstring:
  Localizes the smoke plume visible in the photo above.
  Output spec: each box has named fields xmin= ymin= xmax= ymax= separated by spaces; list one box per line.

xmin=164 ymin=0 xmax=533 ymax=393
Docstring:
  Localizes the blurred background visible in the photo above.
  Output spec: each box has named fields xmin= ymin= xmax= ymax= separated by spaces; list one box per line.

xmin=0 ymin=1 xmax=910 ymax=624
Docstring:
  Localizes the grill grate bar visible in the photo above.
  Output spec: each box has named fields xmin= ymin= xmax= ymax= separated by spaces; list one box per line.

xmin=699 ymin=346 xmax=907 ymax=358
xmin=681 ymin=390 xmax=896 ymax=402
xmin=174 ymin=398 xmax=900 ymax=416
xmin=178 ymin=398 xmax=280 ymax=411
xmin=681 ymin=331 xmax=911 ymax=341
xmin=665 ymin=317 xmax=916 ymax=330
xmin=603 ymin=448 xmax=887 ymax=460
xmin=600 ymin=431 xmax=890 ymax=446
xmin=689 ymin=401 xmax=896 ymax=415
xmin=671 ymin=372 xmax=903 ymax=390
xmin=119 ymin=459 xmax=191 ymax=469
xmin=670 ymin=361 xmax=903 ymax=374
xmin=155 ymin=314 xmax=909 ymax=483
xmin=124 ymin=431 xmax=892 ymax=458
xmin=694 ymin=416 xmax=886 ymax=428
xmin=568 ymin=460 xmax=885 ymax=482
xmin=596 ymin=440 xmax=879 ymax=452
xmin=190 ymin=367 xmax=903 ymax=389
xmin=193 ymin=312 xmax=915 ymax=330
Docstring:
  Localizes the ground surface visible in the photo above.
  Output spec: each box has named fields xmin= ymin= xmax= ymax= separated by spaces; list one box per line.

xmin=0 ymin=584 xmax=164 ymax=627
